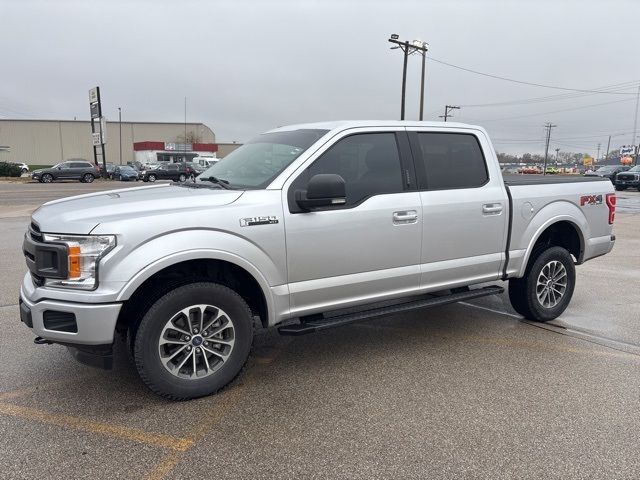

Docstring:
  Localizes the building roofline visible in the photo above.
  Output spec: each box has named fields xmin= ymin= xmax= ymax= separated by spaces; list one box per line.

xmin=0 ymin=118 xmax=210 ymax=126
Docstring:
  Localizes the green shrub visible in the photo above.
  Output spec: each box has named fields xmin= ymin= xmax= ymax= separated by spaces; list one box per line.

xmin=0 ymin=162 xmax=22 ymax=177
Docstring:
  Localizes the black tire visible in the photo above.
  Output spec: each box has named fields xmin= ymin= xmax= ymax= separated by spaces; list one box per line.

xmin=148 ymin=174 xmax=157 ymax=182
xmin=178 ymin=173 xmax=187 ymax=182
xmin=615 ymin=186 xmax=626 ymax=191
xmin=133 ymin=282 xmax=253 ymax=400
xmin=82 ymin=173 xmax=95 ymax=183
xmin=41 ymin=173 xmax=53 ymax=183
xmin=508 ymin=246 xmax=575 ymax=322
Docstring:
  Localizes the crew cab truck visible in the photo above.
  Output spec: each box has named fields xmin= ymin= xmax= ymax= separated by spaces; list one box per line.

xmin=19 ymin=121 xmax=616 ymax=400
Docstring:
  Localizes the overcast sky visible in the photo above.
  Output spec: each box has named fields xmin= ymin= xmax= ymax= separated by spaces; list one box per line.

xmin=2 ymin=0 xmax=640 ymax=156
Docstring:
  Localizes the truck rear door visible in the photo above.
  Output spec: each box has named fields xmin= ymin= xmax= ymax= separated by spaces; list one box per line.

xmin=407 ymin=128 xmax=508 ymax=290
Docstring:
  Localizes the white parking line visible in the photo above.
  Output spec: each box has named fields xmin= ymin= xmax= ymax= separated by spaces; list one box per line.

xmin=458 ymin=301 xmax=521 ymax=319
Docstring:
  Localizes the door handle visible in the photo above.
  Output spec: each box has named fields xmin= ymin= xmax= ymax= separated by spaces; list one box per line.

xmin=482 ymin=203 xmax=503 ymax=215
xmin=393 ymin=210 xmax=418 ymax=224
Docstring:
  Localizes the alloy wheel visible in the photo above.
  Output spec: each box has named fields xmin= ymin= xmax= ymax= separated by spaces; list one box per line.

xmin=157 ymin=304 xmax=236 ymax=379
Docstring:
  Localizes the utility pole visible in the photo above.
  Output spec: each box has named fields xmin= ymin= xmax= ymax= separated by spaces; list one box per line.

xmin=439 ymin=105 xmax=460 ymax=122
xmin=555 ymin=148 xmax=560 ymax=163
xmin=543 ymin=122 xmax=557 ymax=176
xmin=118 ymin=107 xmax=122 ymax=165
xmin=632 ymin=83 xmax=640 ymax=165
xmin=605 ymin=135 xmax=611 ymax=162
xmin=596 ymin=143 xmax=601 ymax=163
xmin=388 ymin=35 xmax=429 ymax=120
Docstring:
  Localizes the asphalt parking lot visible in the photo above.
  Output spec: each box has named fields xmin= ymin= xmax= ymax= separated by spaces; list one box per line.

xmin=1 ymin=182 xmax=639 ymax=479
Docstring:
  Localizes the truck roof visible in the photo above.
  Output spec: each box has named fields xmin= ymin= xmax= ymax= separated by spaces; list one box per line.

xmin=267 ymin=120 xmax=482 ymax=133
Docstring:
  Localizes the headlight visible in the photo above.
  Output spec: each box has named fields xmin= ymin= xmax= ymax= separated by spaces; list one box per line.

xmin=42 ymin=234 xmax=116 ymax=290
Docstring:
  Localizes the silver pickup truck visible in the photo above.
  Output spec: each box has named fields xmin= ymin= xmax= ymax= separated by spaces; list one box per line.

xmin=20 ymin=121 xmax=616 ymax=399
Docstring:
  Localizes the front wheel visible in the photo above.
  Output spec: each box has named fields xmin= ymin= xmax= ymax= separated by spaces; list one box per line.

xmin=133 ymin=282 xmax=254 ymax=400
xmin=615 ymin=186 xmax=626 ymax=191
xmin=148 ymin=174 xmax=157 ymax=182
xmin=41 ymin=173 xmax=53 ymax=183
xmin=508 ymin=246 xmax=576 ymax=322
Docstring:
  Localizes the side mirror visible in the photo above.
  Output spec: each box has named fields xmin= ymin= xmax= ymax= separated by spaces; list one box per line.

xmin=295 ymin=174 xmax=346 ymax=211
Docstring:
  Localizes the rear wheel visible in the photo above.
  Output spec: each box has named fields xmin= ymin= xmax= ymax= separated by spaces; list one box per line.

xmin=133 ymin=282 xmax=253 ymax=400
xmin=41 ymin=173 xmax=53 ymax=183
xmin=508 ymin=246 xmax=575 ymax=322
xmin=148 ymin=174 xmax=157 ymax=182
xmin=82 ymin=173 xmax=95 ymax=183
xmin=178 ymin=173 xmax=187 ymax=182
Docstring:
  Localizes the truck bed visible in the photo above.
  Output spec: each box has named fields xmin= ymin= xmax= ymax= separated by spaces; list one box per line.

xmin=503 ymin=174 xmax=609 ymax=186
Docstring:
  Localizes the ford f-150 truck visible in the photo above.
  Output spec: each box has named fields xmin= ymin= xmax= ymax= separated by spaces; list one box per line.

xmin=19 ymin=121 xmax=616 ymax=400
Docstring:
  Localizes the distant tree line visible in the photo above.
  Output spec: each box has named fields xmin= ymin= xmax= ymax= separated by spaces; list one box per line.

xmin=497 ymin=149 xmax=622 ymax=165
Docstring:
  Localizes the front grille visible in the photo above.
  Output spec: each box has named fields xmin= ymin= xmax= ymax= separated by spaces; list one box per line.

xmin=617 ymin=175 xmax=636 ymax=181
xmin=23 ymin=222 xmax=68 ymax=285
xmin=30 ymin=222 xmax=42 ymax=241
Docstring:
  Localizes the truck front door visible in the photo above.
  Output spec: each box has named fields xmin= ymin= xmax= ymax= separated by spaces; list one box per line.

xmin=283 ymin=130 xmax=422 ymax=317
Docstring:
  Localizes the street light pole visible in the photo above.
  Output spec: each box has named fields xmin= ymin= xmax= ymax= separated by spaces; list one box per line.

xmin=400 ymin=41 xmax=408 ymax=120
xmin=388 ymin=35 xmax=429 ymax=121
xmin=118 ymin=107 xmax=122 ymax=165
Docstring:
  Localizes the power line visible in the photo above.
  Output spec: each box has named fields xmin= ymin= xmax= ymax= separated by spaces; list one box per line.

xmin=478 ymin=98 xmax=634 ymax=123
xmin=429 ymin=56 xmax=639 ymax=95
xmin=459 ymin=81 xmax=640 ymax=108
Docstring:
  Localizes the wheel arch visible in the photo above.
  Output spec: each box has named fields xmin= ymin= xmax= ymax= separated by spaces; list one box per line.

xmin=518 ymin=217 xmax=585 ymax=277
xmin=115 ymin=253 xmax=275 ymax=337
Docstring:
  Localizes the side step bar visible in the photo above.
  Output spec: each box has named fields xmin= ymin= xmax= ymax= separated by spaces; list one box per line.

xmin=278 ymin=285 xmax=504 ymax=336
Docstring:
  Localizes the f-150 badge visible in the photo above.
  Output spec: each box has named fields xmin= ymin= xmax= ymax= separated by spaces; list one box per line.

xmin=240 ymin=216 xmax=279 ymax=227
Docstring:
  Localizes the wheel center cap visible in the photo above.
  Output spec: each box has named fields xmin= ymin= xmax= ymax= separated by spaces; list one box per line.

xmin=191 ymin=335 xmax=203 ymax=347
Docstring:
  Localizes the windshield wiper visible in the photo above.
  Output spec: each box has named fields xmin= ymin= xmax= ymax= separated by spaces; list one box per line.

xmin=199 ymin=176 xmax=234 ymax=189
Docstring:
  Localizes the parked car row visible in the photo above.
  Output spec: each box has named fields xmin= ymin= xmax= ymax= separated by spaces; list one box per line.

xmin=29 ymin=160 xmax=205 ymax=184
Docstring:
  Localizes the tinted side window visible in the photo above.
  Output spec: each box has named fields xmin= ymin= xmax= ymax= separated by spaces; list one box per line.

xmin=71 ymin=162 xmax=89 ymax=168
xmin=293 ymin=133 xmax=403 ymax=208
xmin=417 ymin=133 xmax=488 ymax=189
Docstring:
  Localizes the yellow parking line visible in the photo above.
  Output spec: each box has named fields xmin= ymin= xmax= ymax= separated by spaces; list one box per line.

xmin=143 ymin=451 xmax=183 ymax=480
xmin=0 ymin=402 xmax=193 ymax=451
xmin=143 ymin=341 xmax=296 ymax=480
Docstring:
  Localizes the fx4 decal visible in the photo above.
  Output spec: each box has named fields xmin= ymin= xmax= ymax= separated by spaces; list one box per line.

xmin=580 ymin=194 xmax=603 ymax=206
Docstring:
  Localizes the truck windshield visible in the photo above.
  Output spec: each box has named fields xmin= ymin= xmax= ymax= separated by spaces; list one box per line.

xmin=197 ymin=129 xmax=328 ymax=189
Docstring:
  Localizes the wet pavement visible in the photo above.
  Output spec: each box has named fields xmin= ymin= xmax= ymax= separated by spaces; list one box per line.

xmin=1 ymin=183 xmax=639 ymax=479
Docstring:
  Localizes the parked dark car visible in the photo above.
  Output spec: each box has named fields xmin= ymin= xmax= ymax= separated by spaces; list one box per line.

xmin=615 ymin=165 xmax=640 ymax=191
xmin=140 ymin=162 xmax=194 ymax=182
xmin=113 ymin=165 xmax=139 ymax=182
xmin=98 ymin=163 xmax=116 ymax=177
xmin=31 ymin=160 xmax=99 ymax=183
xmin=584 ymin=165 xmax=630 ymax=183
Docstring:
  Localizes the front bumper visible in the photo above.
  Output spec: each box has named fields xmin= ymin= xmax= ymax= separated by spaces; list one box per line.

xmin=19 ymin=284 xmax=122 ymax=346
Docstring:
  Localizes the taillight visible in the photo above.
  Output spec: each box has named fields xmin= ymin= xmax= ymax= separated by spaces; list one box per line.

xmin=606 ymin=193 xmax=616 ymax=224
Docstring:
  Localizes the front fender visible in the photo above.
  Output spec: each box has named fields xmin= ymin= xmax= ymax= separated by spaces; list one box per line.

xmin=104 ymin=230 xmax=286 ymax=324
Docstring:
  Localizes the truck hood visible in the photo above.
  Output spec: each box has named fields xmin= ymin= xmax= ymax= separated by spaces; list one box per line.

xmin=31 ymin=184 xmax=244 ymax=234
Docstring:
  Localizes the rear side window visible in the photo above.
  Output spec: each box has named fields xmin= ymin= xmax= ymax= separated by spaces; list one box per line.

xmin=71 ymin=162 xmax=90 ymax=168
xmin=416 ymin=133 xmax=488 ymax=190
xmin=291 ymin=133 xmax=404 ymax=208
